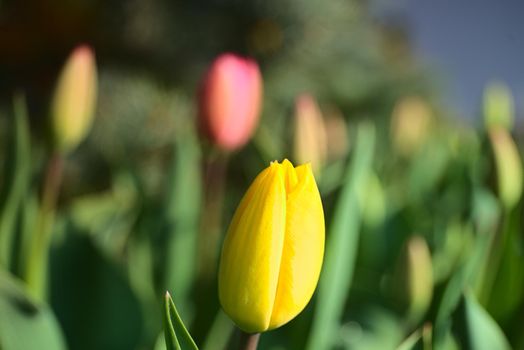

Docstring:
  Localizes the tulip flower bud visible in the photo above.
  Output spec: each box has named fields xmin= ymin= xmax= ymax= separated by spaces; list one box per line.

xmin=51 ymin=45 xmax=97 ymax=153
xmin=198 ymin=53 xmax=262 ymax=151
xmin=489 ymin=128 xmax=523 ymax=210
xmin=219 ymin=159 xmax=324 ymax=333
xmin=293 ymin=94 xmax=327 ymax=175
xmin=394 ymin=236 xmax=433 ymax=323
xmin=483 ymin=82 xmax=514 ymax=131
xmin=390 ymin=96 xmax=431 ymax=157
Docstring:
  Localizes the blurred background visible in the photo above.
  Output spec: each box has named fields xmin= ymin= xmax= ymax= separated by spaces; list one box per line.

xmin=374 ymin=0 xmax=524 ymax=118
xmin=0 ymin=0 xmax=523 ymax=349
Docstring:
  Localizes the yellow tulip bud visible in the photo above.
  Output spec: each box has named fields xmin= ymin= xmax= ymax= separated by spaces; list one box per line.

xmin=394 ymin=236 xmax=433 ymax=324
xmin=483 ymin=82 xmax=514 ymax=131
xmin=219 ymin=159 xmax=325 ymax=333
xmin=405 ymin=236 xmax=433 ymax=318
xmin=489 ymin=128 xmax=523 ymax=210
xmin=52 ymin=45 xmax=97 ymax=152
xmin=293 ymin=94 xmax=327 ymax=175
xmin=390 ymin=96 xmax=432 ymax=157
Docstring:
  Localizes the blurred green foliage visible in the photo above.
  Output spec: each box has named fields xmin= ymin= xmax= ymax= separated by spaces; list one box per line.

xmin=0 ymin=0 xmax=523 ymax=350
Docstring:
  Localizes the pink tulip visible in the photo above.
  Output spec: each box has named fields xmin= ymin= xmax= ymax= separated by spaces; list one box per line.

xmin=198 ymin=53 xmax=263 ymax=151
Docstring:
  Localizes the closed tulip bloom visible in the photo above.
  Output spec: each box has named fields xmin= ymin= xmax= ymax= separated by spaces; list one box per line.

xmin=390 ymin=96 xmax=432 ymax=157
xmin=199 ymin=53 xmax=262 ymax=151
xmin=219 ymin=159 xmax=324 ymax=333
xmin=52 ymin=45 xmax=97 ymax=152
xmin=395 ymin=236 xmax=433 ymax=324
xmin=484 ymin=82 xmax=515 ymax=131
xmin=293 ymin=94 xmax=327 ymax=175
xmin=489 ymin=128 xmax=523 ymax=210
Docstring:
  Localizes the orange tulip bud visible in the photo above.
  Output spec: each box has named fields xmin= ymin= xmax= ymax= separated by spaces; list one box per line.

xmin=198 ymin=53 xmax=263 ymax=151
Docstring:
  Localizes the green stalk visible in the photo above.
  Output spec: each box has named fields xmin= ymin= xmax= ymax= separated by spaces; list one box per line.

xmin=24 ymin=152 xmax=64 ymax=300
xmin=197 ymin=150 xmax=229 ymax=280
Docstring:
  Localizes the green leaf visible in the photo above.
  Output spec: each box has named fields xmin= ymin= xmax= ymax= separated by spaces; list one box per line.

xmin=201 ymin=310 xmax=234 ymax=350
xmin=164 ymin=127 xmax=202 ymax=311
xmin=338 ymin=307 xmax=403 ymax=350
xmin=69 ymin=172 xmax=139 ymax=257
xmin=0 ymin=94 xmax=31 ymax=268
xmin=435 ymin=189 xmax=498 ymax=333
xmin=396 ymin=329 xmax=422 ymax=350
xmin=463 ymin=291 xmax=511 ymax=350
xmin=408 ymin=138 xmax=448 ymax=200
xmin=164 ymin=291 xmax=199 ymax=350
xmin=433 ymin=323 xmax=460 ymax=350
xmin=482 ymin=207 xmax=524 ymax=321
xmin=0 ymin=271 xmax=66 ymax=350
xmin=306 ymin=123 xmax=376 ymax=350
xmin=50 ymin=231 xmax=143 ymax=350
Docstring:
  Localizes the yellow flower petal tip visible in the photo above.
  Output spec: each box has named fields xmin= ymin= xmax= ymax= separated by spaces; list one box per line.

xmin=218 ymin=159 xmax=325 ymax=333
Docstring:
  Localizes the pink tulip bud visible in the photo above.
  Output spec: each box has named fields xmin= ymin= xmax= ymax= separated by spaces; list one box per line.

xmin=198 ymin=53 xmax=263 ymax=151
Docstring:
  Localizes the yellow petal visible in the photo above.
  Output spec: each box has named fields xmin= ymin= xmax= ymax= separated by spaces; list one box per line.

xmin=281 ymin=159 xmax=298 ymax=192
xmin=218 ymin=163 xmax=287 ymax=332
xmin=269 ymin=163 xmax=325 ymax=329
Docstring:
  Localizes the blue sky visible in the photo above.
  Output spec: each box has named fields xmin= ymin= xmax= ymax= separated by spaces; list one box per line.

xmin=373 ymin=0 xmax=524 ymax=120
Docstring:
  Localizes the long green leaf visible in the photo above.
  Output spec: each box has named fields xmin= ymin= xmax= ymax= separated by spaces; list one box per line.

xmin=164 ymin=291 xmax=199 ymax=350
xmin=306 ymin=123 xmax=376 ymax=350
xmin=201 ymin=310 xmax=234 ymax=350
xmin=164 ymin=125 xmax=202 ymax=313
xmin=0 ymin=94 xmax=31 ymax=268
xmin=483 ymin=208 xmax=524 ymax=321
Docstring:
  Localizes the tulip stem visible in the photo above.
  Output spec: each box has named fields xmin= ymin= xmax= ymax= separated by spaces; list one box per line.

xmin=25 ymin=152 xmax=64 ymax=300
xmin=198 ymin=150 xmax=229 ymax=279
xmin=237 ymin=331 xmax=260 ymax=350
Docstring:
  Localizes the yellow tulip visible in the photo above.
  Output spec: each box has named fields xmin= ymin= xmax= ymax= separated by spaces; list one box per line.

xmin=52 ymin=45 xmax=97 ymax=153
xmin=395 ymin=236 xmax=433 ymax=324
xmin=293 ymin=94 xmax=327 ymax=175
xmin=390 ymin=96 xmax=432 ymax=157
xmin=483 ymin=82 xmax=515 ymax=131
xmin=218 ymin=159 xmax=325 ymax=333
xmin=489 ymin=128 xmax=523 ymax=210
